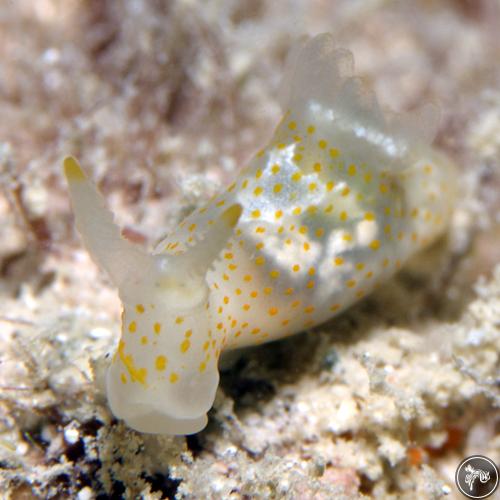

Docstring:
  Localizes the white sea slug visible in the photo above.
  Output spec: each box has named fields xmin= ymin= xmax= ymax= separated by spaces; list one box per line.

xmin=64 ymin=34 xmax=457 ymax=435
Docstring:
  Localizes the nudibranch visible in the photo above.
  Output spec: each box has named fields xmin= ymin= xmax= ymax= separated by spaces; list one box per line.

xmin=64 ymin=34 xmax=457 ymax=435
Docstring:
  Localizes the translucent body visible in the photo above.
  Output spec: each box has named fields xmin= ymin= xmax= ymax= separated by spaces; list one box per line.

xmin=65 ymin=34 xmax=457 ymax=435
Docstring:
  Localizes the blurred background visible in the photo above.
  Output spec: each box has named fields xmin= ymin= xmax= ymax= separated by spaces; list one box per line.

xmin=0 ymin=1 xmax=499 ymax=498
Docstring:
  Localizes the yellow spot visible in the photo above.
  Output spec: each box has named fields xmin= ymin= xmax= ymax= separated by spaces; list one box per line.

xmin=330 ymin=304 xmax=340 ymax=312
xmin=120 ymin=373 xmax=127 ymax=384
xmin=306 ymin=280 xmax=315 ymax=289
xmin=313 ymin=163 xmax=322 ymax=173
xmin=141 ymin=336 xmax=148 ymax=345
xmin=369 ymin=240 xmax=381 ymax=250
xmin=169 ymin=372 xmax=179 ymax=383
xmin=128 ymin=321 xmax=137 ymax=333
xmin=307 ymin=125 xmax=316 ymax=134
xmin=254 ymin=186 xmax=264 ymax=196
xmin=292 ymin=264 xmax=300 ymax=272
xmin=346 ymin=279 xmax=356 ymax=288
xmin=334 ymin=257 xmax=344 ymax=266
xmin=155 ymin=355 xmax=167 ymax=371
xmin=324 ymin=203 xmax=334 ymax=213
xmin=63 ymin=156 xmax=87 ymax=181
xmin=315 ymin=227 xmax=324 ymax=238
xmin=364 ymin=212 xmax=375 ymax=221
xmin=342 ymin=233 xmax=353 ymax=242
xmin=216 ymin=200 xmax=226 ymax=207
xmin=424 ymin=164 xmax=433 ymax=174
xmin=291 ymin=172 xmax=302 ymax=182
xmin=235 ymin=288 xmax=242 ymax=295
xmin=288 ymin=121 xmax=297 ymax=130
xmin=330 ymin=148 xmax=340 ymax=158
xmin=364 ymin=172 xmax=372 ymax=183
xmin=304 ymin=305 xmax=315 ymax=314
xmin=293 ymin=153 xmax=303 ymax=162
xmin=264 ymin=287 xmax=272 ymax=295
xmin=188 ymin=223 xmax=197 ymax=232
xmin=340 ymin=211 xmax=348 ymax=221
xmin=243 ymin=304 xmax=250 ymax=311
xmin=341 ymin=186 xmax=350 ymax=197
xmin=303 ymin=242 xmax=310 ymax=251
xmin=175 ymin=316 xmax=184 ymax=324
xmin=251 ymin=209 xmax=261 ymax=218
xmin=154 ymin=322 xmax=161 ymax=334
xmin=180 ymin=339 xmax=191 ymax=353
xmin=256 ymin=168 xmax=263 ymax=179
xmin=275 ymin=209 xmax=283 ymax=219
xmin=356 ymin=263 xmax=365 ymax=271
xmin=326 ymin=181 xmax=335 ymax=191
xmin=255 ymin=256 xmax=265 ymax=266
xmin=277 ymin=143 xmax=286 ymax=149
xmin=199 ymin=361 xmax=207 ymax=373
xmin=384 ymin=224 xmax=392 ymax=235
xmin=308 ymin=267 xmax=316 ymax=276
xmin=135 ymin=304 xmax=145 ymax=314
xmin=308 ymin=183 xmax=317 ymax=192
xmin=347 ymin=164 xmax=357 ymax=176
xmin=242 ymin=179 xmax=249 ymax=189
xmin=292 ymin=300 xmax=301 ymax=309
xmin=273 ymin=183 xmax=283 ymax=194
xmin=255 ymin=226 xmax=266 ymax=233
xmin=221 ymin=203 xmax=243 ymax=228
xmin=224 ymin=252 xmax=234 ymax=260
xmin=271 ymin=164 xmax=280 ymax=174
xmin=270 ymin=270 xmax=280 ymax=279
xmin=284 ymin=287 xmax=294 ymax=295
xmin=299 ymin=226 xmax=307 ymax=234
xmin=268 ymin=307 xmax=278 ymax=316
xmin=318 ymin=139 xmax=327 ymax=149
xmin=118 ymin=341 xmax=147 ymax=385
xmin=282 ymin=319 xmax=290 ymax=326
xmin=292 ymin=206 xmax=302 ymax=215
xmin=250 ymin=291 xmax=258 ymax=298
xmin=251 ymin=328 xmax=260 ymax=335
xmin=379 ymin=183 xmax=389 ymax=194
xmin=244 ymin=274 xmax=252 ymax=282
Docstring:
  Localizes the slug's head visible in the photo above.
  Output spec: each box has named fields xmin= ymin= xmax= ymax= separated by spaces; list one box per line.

xmin=64 ymin=157 xmax=242 ymax=434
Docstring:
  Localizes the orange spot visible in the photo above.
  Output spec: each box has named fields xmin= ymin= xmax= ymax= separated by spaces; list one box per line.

xmin=155 ymin=355 xmax=167 ymax=371
xmin=180 ymin=339 xmax=190 ymax=353
xmin=407 ymin=447 xmax=425 ymax=467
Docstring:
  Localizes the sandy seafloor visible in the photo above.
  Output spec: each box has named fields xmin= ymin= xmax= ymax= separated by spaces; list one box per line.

xmin=0 ymin=1 xmax=499 ymax=498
